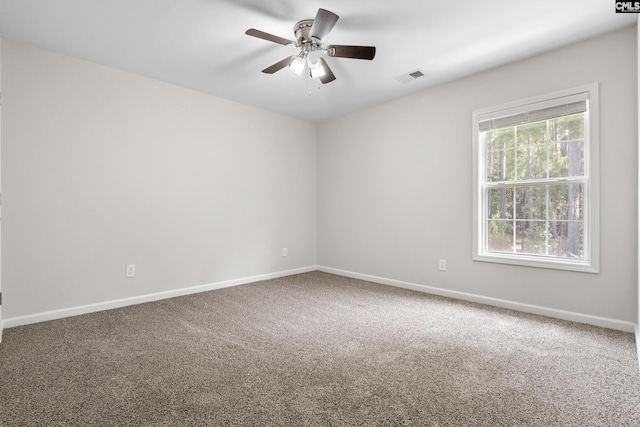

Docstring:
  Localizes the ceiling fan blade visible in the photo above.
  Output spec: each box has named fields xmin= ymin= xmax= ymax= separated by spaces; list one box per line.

xmin=309 ymin=8 xmax=339 ymax=42
xmin=262 ymin=56 xmax=296 ymax=74
xmin=327 ymin=45 xmax=376 ymax=60
xmin=319 ymin=58 xmax=336 ymax=84
xmin=245 ymin=28 xmax=296 ymax=46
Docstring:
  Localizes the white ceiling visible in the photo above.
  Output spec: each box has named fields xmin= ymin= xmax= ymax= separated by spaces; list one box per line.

xmin=0 ymin=1 xmax=636 ymax=123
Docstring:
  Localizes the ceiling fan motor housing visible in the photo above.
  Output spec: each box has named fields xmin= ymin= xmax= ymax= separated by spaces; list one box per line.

xmin=294 ymin=19 xmax=319 ymax=53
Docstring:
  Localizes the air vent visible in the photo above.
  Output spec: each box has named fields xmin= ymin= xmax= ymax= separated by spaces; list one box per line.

xmin=395 ymin=68 xmax=427 ymax=84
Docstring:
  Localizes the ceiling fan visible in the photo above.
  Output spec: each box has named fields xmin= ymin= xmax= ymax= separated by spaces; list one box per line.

xmin=245 ymin=8 xmax=376 ymax=84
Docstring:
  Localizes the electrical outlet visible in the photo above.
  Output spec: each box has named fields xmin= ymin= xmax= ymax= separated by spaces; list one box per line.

xmin=126 ymin=264 xmax=136 ymax=278
xmin=282 ymin=248 xmax=288 ymax=257
xmin=438 ymin=259 xmax=447 ymax=271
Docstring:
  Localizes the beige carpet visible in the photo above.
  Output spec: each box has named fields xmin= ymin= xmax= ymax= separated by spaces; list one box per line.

xmin=1 ymin=271 xmax=639 ymax=426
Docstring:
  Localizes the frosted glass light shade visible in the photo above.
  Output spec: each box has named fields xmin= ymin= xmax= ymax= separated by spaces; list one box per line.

xmin=307 ymin=54 xmax=325 ymax=78
xmin=289 ymin=56 xmax=305 ymax=76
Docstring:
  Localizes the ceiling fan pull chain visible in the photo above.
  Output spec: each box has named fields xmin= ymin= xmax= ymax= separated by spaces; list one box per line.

xmin=307 ymin=73 xmax=322 ymax=96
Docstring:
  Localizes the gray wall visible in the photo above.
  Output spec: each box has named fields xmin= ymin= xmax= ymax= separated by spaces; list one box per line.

xmin=317 ymin=26 xmax=638 ymax=324
xmin=2 ymin=39 xmax=317 ymax=319
xmin=2 ymin=26 xmax=638 ymax=327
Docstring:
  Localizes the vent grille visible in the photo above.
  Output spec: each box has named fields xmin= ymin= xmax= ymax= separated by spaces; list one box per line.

xmin=395 ymin=68 xmax=427 ymax=84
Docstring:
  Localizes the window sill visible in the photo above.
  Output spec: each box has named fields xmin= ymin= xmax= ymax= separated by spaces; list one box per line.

xmin=473 ymin=252 xmax=599 ymax=273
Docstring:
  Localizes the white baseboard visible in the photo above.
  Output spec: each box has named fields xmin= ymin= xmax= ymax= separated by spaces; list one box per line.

xmin=2 ymin=266 xmax=317 ymax=330
xmin=318 ymin=266 xmax=637 ymax=333
xmin=3 ymin=265 xmax=636 ymax=336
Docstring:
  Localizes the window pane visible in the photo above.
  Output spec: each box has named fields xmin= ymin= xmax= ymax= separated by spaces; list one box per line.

xmin=485 ymin=128 xmax=515 ymax=182
xmin=514 ymin=186 xmax=546 ymax=220
xmin=548 ymin=221 xmax=583 ymax=259
xmin=487 ymin=127 xmax=515 ymax=150
xmin=549 ymin=113 xmax=585 ymax=178
xmin=549 ymin=184 xmax=583 ymax=221
xmin=549 ymin=140 xmax=584 ymax=178
xmin=516 ymin=121 xmax=547 ymax=180
xmin=549 ymin=113 xmax=584 ymax=142
xmin=487 ymin=220 xmax=513 ymax=252
xmin=517 ymin=122 xmax=546 ymax=146
xmin=515 ymin=220 xmax=547 ymax=255
xmin=486 ymin=149 xmax=503 ymax=181
xmin=486 ymin=149 xmax=515 ymax=182
xmin=488 ymin=187 xmax=514 ymax=219
xmin=486 ymin=184 xmax=584 ymax=258
xmin=516 ymin=144 xmax=547 ymax=180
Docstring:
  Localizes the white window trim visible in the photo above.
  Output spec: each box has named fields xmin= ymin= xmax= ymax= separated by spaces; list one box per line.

xmin=472 ymin=83 xmax=600 ymax=273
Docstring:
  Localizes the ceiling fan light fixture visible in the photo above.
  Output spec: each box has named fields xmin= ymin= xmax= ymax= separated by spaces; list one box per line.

xmin=310 ymin=66 xmax=326 ymax=79
xmin=308 ymin=60 xmax=325 ymax=79
xmin=307 ymin=51 xmax=325 ymax=78
xmin=289 ymin=55 xmax=306 ymax=76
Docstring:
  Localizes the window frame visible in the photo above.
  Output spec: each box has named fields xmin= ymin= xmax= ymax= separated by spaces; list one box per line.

xmin=472 ymin=83 xmax=599 ymax=273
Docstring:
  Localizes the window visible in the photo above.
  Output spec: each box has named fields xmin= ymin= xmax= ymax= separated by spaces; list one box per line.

xmin=472 ymin=84 xmax=599 ymax=272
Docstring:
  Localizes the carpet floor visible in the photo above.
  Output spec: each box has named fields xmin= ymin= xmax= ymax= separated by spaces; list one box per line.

xmin=1 ymin=271 xmax=639 ymax=426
